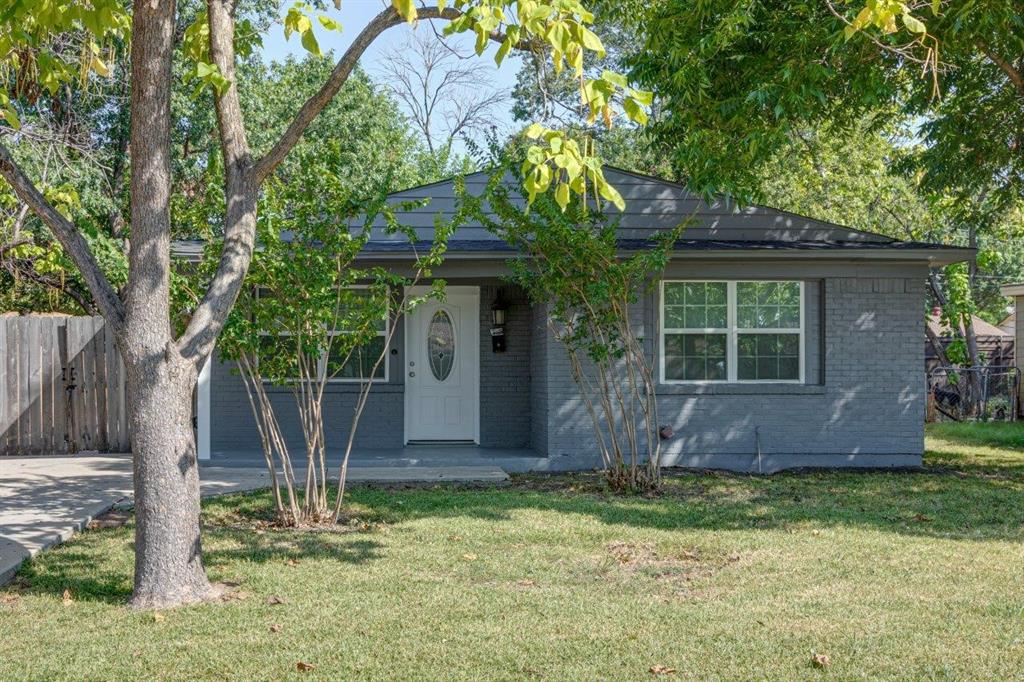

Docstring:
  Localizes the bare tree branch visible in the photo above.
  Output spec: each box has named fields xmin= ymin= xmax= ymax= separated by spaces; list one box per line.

xmin=0 ymin=142 xmax=124 ymax=327
xmin=378 ymin=29 xmax=508 ymax=154
xmin=252 ymin=5 xmax=520 ymax=183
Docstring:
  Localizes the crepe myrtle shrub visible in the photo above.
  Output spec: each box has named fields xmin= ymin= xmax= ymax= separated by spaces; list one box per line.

xmin=465 ymin=159 xmax=684 ymax=492
xmin=205 ymin=181 xmax=454 ymax=526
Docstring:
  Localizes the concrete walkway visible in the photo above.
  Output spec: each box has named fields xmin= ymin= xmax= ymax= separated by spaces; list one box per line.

xmin=0 ymin=454 xmax=507 ymax=585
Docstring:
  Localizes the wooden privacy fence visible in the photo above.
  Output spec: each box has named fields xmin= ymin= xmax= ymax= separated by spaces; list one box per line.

xmin=1 ymin=315 xmax=130 ymax=455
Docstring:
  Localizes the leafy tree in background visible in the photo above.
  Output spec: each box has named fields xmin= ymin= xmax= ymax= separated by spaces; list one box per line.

xmin=0 ymin=0 xmax=652 ymax=609
xmin=624 ymin=0 xmax=1024 ymax=203
xmin=173 ymin=58 xmax=431 ymax=240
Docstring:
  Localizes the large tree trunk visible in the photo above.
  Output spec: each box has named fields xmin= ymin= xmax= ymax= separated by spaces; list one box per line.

xmin=125 ymin=353 xmax=214 ymax=608
xmin=123 ymin=0 xmax=214 ymax=608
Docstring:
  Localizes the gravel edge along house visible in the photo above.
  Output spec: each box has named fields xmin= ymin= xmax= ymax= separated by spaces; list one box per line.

xmin=172 ymin=167 xmax=973 ymax=473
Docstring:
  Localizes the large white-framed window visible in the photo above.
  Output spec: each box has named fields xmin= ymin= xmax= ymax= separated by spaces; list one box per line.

xmin=659 ymin=280 xmax=804 ymax=384
xmin=255 ymin=286 xmax=389 ymax=384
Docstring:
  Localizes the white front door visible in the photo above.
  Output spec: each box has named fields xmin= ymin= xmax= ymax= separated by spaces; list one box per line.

xmin=404 ymin=286 xmax=480 ymax=442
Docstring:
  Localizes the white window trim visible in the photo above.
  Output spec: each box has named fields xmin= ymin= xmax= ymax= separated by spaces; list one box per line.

xmin=256 ymin=285 xmax=390 ymax=384
xmin=659 ymin=279 xmax=805 ymax=385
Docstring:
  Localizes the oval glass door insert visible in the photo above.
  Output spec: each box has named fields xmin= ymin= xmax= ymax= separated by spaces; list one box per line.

xmin=428 ymin=309 xmax=456 ymax=381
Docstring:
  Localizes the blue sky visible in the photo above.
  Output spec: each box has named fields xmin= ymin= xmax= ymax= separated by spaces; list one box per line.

xmin=258 ymin=1 xmax=524 ymax=151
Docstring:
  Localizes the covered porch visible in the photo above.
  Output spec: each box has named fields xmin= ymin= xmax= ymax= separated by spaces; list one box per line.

xmin=195 ymin=280 xmax=571 ymax=468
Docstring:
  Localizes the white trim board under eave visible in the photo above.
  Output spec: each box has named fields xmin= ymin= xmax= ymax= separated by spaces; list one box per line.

xmin=197 ymin=356 xmax=211 ymax=461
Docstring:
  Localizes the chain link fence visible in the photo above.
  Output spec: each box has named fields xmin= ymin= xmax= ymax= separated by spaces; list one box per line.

xmin=927 ymin=365 xmax=1021 ymax=422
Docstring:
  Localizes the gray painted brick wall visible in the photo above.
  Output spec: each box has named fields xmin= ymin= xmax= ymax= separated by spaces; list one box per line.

xmin=537 ymin=270 xmax=926 ymax=471
xmin=209 ymin=353 xmax=406 ymax=454
xmin=478 ymin=285 xmax=532 ymax=448
xmin=530 ymin=301 xmax=549 ymax=454
xmin=210 ymin=267 xmax=928 ymax=471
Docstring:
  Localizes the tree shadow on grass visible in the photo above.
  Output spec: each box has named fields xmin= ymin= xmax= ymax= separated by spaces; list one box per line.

xmin=338 ymin=454 xmax=1024 ymax=543
xmin=5 ymin=509 xmax=385 ymax=605
xmin=12 ymin=545 xmax=133 ymax=605
xmin=202 ymin=527 xmax=384 ymax=568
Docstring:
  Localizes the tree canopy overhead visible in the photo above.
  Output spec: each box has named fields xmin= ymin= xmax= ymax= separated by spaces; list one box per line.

xmin=625 ymin=0 xmax=1024 ymax=206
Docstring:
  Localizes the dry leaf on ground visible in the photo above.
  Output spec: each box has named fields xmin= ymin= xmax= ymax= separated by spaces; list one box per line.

xmin=649 ymin=665 xmax=677 ymax=675
xmin=267 ymin=595 xmax=287 ymax=605
xmin=269 ymin=623 xmax=283 ymax=633
xmin=811 ymin=653 xmax=831 ymax=668
xmin=296 ymin=661 xmax=316 ymax=672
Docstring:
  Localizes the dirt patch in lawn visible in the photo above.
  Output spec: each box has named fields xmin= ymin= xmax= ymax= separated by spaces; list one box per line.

xmin=597 ymin=541 xmax=741 ymax=598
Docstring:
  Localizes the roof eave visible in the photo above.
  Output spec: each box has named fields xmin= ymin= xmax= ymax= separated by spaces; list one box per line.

xmin=1000 ymin=283 xmax=1024 ymax=297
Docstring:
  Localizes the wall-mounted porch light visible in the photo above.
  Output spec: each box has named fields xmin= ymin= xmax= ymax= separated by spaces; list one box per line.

xmin=490 ymin=291 xmax=508 ymax=352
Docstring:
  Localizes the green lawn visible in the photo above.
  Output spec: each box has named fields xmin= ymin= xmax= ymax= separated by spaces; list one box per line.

xmin=2 ymin=424 xmax=1023 ymax=680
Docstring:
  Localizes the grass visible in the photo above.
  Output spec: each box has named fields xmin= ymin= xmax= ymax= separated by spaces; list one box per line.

xmin=2 ymin=423 xmax=1023 ymax=680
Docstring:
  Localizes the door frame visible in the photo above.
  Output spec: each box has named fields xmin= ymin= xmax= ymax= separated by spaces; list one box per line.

xmin=403 ymin=285 xmax=481 ymax=444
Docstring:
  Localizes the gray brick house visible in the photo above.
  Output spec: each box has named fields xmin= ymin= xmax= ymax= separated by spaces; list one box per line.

xmin=176 ymin=167 xmax=972 ymax=473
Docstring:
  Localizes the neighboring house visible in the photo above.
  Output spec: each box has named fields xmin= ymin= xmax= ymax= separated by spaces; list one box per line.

xmin=173 ymin=167 xmax=972 ymax=473
xmin=1000 ymin=283 xmax=1024 ymax=415
xmin=998 ymin=310 xmax=1016 ymax=337
xmin=925 ymin=310 xmax=1015 ymax=373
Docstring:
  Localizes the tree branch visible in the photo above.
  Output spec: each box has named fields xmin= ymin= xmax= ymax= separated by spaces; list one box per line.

xmin=0 ymin=142 xmax=124 ymax=328
xmin=176 ymin=0 xmax=258 ymax=367
xmin=978 ymin=44 xmax=1024 ymax=98
xmin=252 ymin=5 xmax=518 ymax=183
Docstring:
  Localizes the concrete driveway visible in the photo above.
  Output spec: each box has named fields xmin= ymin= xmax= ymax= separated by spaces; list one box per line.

xmin=0 ymin=454 xmax=271 ymax=584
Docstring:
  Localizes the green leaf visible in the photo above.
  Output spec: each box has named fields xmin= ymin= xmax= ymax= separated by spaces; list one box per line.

xmin=524 ymin=123 xmax=546 ymax=139
xmin=301 ymin=29 xmax=321 ymax=56
xmin=392 ymin=0 xmax=417 ymax=21
xmin=578 ymin=27 xmax=605 ymax=55
xmin=624 ymin=98 xmax=648 ymax=125
xmin=630 ymin=89 xmax=654 ymax=106
xmin=600 ymin=70 xmax=628 ymax=88
xmin=599 ymin=180 xmax=625 ymax=211
xmin=555 ymin=182 xmax=570 ymax=210
xmin=317 ymin=15 xmax=342 ymax=32
xmin=494 ymin=38 xmax=512 ymax=66
xmin=3 ymin=106 xmax=20 ymax=129
xmin=902 ymin=12 xmax=926 ymax=34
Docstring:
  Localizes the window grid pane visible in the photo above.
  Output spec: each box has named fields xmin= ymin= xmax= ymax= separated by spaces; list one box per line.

xmin=664 ymin=333 xmax=727 ymax=381
xmin=663 ymin=282 xmax=728 ymax=330
xmin=737 ymin=333 xmax=800 ymax=381
xmin=327 ymin=334 xmax=386 ymax=380
xmin=736 ymin=281 xmax=800 ymax=330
